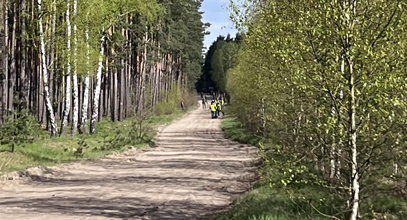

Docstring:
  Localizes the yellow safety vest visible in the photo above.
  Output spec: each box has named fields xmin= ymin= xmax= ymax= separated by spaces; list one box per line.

xmin=210 ymin=104 xmax=217 ymax=111
xmin=217 ymin=102 xmax=222 ymax=111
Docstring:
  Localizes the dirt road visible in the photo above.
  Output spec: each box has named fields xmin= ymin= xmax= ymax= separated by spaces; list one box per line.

xmin=0 ymin=105 xmax=258 ymax=220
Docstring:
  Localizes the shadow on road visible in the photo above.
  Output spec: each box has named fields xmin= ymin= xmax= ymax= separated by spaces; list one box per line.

xmin=0 ymin=107 xmax=259 ymax=220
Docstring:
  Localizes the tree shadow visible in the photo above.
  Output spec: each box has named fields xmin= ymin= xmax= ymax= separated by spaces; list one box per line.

xmin=0 ymin=108 xmax=259 ymax=220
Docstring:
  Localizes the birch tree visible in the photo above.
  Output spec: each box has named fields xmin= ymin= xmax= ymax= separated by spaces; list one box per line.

xmin=0 ymin=0 xmax=203 ymax=140
xmin=79 ymin=26 xmax=91 ymax=134
xmin=60 ymin=0 xmax=72 ymax=135
xmin=224 ymin=0 xmax=407 ymax=218
xmin=90 ymin=34 xmax=105 ymax=134
xmin=37 ymin=0 xmax=58 ymax=136
xmin=71 ymin=0 xmax=79 ymax=135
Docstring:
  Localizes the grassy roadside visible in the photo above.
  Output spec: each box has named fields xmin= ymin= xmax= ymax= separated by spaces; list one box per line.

xmin=219 ymin=116 xmax=334 ymax=220
xmin=218 ymin=116 xmax=407 ymax=220
xmin=0 ymin=111 xmax=185 ymax=174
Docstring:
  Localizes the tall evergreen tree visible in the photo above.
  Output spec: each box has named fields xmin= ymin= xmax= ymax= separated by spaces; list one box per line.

xmin=0 ymin=0 xmax=206 ymax=136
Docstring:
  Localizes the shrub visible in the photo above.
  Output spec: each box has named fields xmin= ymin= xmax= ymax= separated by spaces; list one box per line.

xmin=0 ymin=110 xmax=40 ymax=152
xmin=97 ymin=114 xmax=155 ymax=151
xmin=154 ymin=87 xmax=182 ymax=115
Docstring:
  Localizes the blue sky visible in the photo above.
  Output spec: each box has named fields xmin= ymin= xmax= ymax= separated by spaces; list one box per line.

xmin=200 ymin=0 xmax=237 ymax=51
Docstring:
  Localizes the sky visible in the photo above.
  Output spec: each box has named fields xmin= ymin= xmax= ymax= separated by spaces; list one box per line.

xmin=200 ymin=0 xmax=237 ymax=52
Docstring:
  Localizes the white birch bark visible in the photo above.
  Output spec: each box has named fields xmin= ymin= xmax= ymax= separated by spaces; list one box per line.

xmin=37 ymin=0 xmax=58 ymax=136
xmin=349 ymin=61 xmax=359 ymax=220
xmin=80 ymin=27 xmax=90 ymax=133
xmin=330 ymin=104 xmax=337 ymax=179
xmin=60 ymin=0 xmax=72 ymax=135
xmin=347 ymin=2 xmax=359 ymax=219
xmin=71 ymin=0 xmax=79 ymax=135
xmin=90 ymin=34 xmax=106 ymax=134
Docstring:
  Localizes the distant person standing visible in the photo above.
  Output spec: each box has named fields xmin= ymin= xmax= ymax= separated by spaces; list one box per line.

xmin=201 ymin=96 xmax=207 ymax=109
xmin=210 ymin=101 xmax=217 ymax=119
xmin=216 ymin=99 xmax=223 ymax=118
xmin=217 ymin=97 xmax=224 ymax=117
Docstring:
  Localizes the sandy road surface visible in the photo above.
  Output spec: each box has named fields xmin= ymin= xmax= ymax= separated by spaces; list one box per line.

xmin=0 ymin=106 xmax=258 ymax=220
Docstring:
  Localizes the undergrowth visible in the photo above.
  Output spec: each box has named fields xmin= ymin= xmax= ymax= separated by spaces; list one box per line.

xmin=0 ymin=112 xmax=183 ymax=174
xmin=217 ymin=115 xmax=407 ymax=220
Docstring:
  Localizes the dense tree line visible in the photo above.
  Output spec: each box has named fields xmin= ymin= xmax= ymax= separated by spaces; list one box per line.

xmin=197 ymin=34 xmax=241 ymax=93
xmin=0 ymin=0 xmax=205 ymax=135
xmin=208 ymin=0 xmax=407 ymax=219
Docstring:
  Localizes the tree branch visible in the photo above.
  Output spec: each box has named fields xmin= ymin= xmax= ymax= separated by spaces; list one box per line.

xmin=309 ymin=202 xmax=341 ymax=220
xmin=370 ymin=3 xmax=398 ymax=48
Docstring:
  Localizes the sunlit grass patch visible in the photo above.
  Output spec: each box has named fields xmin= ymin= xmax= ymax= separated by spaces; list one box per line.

xmin=0 ymin=111 xmax=184 ymax=174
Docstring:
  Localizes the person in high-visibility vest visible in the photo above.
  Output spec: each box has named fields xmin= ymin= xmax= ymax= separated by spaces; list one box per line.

xmin=210 ymin=101 xmax=217 ymax=118
xmin=215 ymin=99 xmax=221 ymax=117
xmin=216 ymin=100 xmax=222 ymax=118
xmin=216 ymin=99 xmax=224 ymax=117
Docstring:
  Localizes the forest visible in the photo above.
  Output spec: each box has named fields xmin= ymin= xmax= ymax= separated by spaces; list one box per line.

xmin=0 ymin=0 xmax=205 ymax=136
xmin=204 ymin=0 xmax=407 ymax=219
xmin=1 ymin=0 xmax=407 ymax=219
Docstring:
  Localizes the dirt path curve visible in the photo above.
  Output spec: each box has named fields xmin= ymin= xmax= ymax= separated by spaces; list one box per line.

xmin=0 ymin=105 xmax=258 ymax=220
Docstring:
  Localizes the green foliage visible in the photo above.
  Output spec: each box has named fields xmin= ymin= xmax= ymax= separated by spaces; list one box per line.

xmin=128 ymin=116 xmax=155 ymax=146
xmin=216 ymin=185 xmax=336 ymax=220
xmin=100 ymin=115 xmax=155 ymax=150
xmin=210 ymin=36 xmax=240 ymax=92
xmin=40 ymin=0 xmax=164 ymax=78
xmin=219 ymin=116 xmax=407 ymax=220
xmin=0 ymin=111 xmax=183 ymax=174
xmin=0 ymin=110 xmax=40 ymax=153
xmin=220 ymin=0 xmax=407 ymax=218
xmin=154 ymin=86 xmax=182 ymax=115
xmin=74 ymin=138 xmax=89 ymax=158
xmin=158 ymin=0 xmax=206 ymax=89
xmin=197 ymin=34 xmax=242 ymax=92
xmin=219 ymin=117 xmax=337 ymax=220
xmin=221 ymin=116 xmax=261 ymax=146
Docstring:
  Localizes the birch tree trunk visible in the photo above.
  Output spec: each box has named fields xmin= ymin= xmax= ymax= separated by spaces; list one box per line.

xmin=60 ymin=0 xmax=72 ymax=135
xmin=37 ymin=0 xmax=58 ymax=136
xmin=90 ymin=34 xmax=106 ymax=134
xmin=71 ymin=0 xmax=79 ymax=135
xmin=349 ymin=57 xmax=359 ymax=220
xmin=80 ymin=27 xmax=91 ymax=133
xmin=345 ymin=1 xmax=359 ymax=219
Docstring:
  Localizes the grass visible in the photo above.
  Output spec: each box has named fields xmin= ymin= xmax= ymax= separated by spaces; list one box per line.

xmin=0 ymin=111 xmax=184 ymax=174
xmin=221 ymin=116 xmax=261 ymax=146
xmin=216 ymin=186 xmax=334 ymax=220
xmin=215 ymin=115 xmax=342 ymax=220
xmin=218 ymin=115 xmax=407 ymax=220
xmin=146 ymin=111 xmax=184 ymax=125
xmin=218 ymin=116 xmax=336 ymax=220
